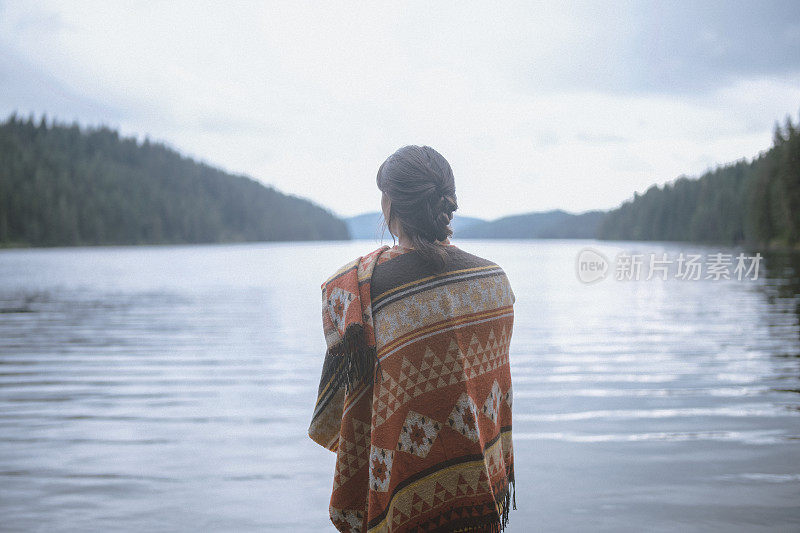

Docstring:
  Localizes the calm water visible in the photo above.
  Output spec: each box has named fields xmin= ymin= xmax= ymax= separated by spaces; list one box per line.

xmin=0 ymin=239 xmax=798 ymax=532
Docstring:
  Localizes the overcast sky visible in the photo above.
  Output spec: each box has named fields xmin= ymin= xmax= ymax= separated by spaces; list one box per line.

xmin=1 ymin=1 xmax=799 ymax=220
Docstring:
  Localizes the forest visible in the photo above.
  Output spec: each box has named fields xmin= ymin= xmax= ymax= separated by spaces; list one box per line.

xmin=598 ymin=110 xmax=800 ymax=247
xmin=0 ymin=115 xmax=349 ymax=247
xmin=2 ymin=110 xmax=798 ymax=248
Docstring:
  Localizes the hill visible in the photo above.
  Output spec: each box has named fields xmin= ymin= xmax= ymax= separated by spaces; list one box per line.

xmin=597 ymin=111 xmax=800 ymax=246
xmin=345 ymin=212 xmax=384 ymax=240
xmin=0 ymin=115 xmax=349 ymax=247
xmin=345 ymin=212 xmax=486 ymax=240
xmin=458 ymin=209 xmax=605 ymax=239
xmin=451 ymin=214 xmax=487 ymax=235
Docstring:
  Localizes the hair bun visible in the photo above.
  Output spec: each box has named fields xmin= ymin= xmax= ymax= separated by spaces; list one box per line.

xmin=439 ymin=195 xmax=457 ymax=214
xmin=432 ymin=194 xmax=457 ymax=241
xmin=433 ymin=212 xmax=451 ymax=241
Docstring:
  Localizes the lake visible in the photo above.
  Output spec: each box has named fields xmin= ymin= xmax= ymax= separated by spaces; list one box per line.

xmin=0 ymin=239 xmax=798 ymax=532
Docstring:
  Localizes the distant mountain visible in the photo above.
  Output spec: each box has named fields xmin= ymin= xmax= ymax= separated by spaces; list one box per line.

xmin=345 ymin=212 xmax=384 ymax=240
xmin=345 ymin=212 xmax=487 ymax=240
xmin=0 ymin=115 xmax=349 ymax=246
xmin=451 ymin=215 xmax=486 ymax=235
xmin=458 ymin=209 xmax=605 ymax=239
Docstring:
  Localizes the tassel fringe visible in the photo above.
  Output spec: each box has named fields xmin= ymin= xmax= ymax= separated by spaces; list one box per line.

xmin=328 ymin=323 xmax=383 ymax=394
xmin=499 ymin=470 xmax=516 ymax=532
xmin=451 ymin=472 xmax=516 ymax=533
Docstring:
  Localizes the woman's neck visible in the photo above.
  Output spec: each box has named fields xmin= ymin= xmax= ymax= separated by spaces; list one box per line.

xmin=397 ymin=235 xmax=414 ymax=249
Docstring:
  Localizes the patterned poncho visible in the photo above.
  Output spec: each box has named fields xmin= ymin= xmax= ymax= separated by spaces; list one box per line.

xmin=309 ymin=243 xmax=516 ymax=532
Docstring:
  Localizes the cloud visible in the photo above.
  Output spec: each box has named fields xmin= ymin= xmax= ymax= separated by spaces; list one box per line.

xmin=0 ymin=43 xmax=126 ymax=124
xmin=0 ymin=0 xmax=798 ymax=219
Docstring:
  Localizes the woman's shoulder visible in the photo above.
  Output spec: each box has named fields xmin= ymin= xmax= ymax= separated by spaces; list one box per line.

xmin=446 ymin=245 xmax=501 ymax=268
xmin=370 ymin=242 xmax=510 ymax=275
xmin=443 ymin=246 xmax=515 ymax=304
xmin=370 ymin=243 xmax=515 ymax=304
xmin=321 ymin=244 xmax=392 ymax=289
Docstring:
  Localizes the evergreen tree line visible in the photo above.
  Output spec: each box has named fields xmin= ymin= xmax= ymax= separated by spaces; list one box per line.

xmin=0 ymin=114 xmax=349 ymax=247
xmin=598 ymin=110 xmax=800 ymax=246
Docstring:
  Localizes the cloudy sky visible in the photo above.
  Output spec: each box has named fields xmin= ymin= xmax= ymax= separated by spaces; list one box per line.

xmin=1 ymin=1 xmax=799 ymax=220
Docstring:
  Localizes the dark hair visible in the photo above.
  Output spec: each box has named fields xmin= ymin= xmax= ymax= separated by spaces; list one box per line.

xmin=376 ymin=145 xmax=458 ymax=271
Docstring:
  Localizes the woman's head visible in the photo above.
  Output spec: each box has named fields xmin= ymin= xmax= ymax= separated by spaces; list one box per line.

xmin=376 ymin=145 xmax=458 ymax=271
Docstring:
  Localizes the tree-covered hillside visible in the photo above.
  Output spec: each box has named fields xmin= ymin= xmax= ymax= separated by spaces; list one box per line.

xmin=0 ymin=115 xmax=349 ymax=247
xmin=598 ymin=111 xmax=800 ymax=246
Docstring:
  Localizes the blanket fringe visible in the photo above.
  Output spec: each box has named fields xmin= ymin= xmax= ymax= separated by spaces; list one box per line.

xmin=499 ymin=470 xmax=516 ymax=531
xmin=452 ymin=472 xmax=516 ymax=533
xmin=328 ymin=323 xmax=383 ymax=394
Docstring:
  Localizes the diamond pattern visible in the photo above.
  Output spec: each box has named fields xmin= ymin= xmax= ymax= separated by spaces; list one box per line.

xmin=447 ymin=392 xmax=480 ymax=442
xmin=328 ymin=287 xmax=354 ymax=334
xmin=369 ymin=446 xmax=394 ymax=492
xmin=481 ymin=380 xmax=502 ymax=424
xmin=372 ymin=326 xmax=512 ymax=432
xmin=397 ymin=411 xmax=442 ymax=458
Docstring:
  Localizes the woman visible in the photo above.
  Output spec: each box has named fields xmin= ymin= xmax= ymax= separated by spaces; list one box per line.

xmin=309 ymin=145 xmax=516 ymax=532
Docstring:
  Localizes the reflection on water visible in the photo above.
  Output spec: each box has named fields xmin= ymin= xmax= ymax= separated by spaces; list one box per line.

xmin=0 ymin=240 xmax=798 ymax=532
